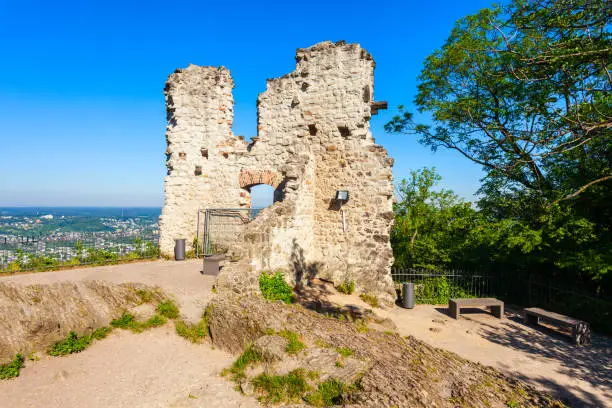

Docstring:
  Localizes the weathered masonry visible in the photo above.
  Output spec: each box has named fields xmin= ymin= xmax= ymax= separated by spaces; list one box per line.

xmin=159 ymin=41 xmax=396 ymax=305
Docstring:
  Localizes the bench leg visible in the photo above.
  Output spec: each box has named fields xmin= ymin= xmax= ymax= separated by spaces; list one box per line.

xmin=573 ymin=322 xmax=591 ymax=346
xmin=491 ymin=304 xmax=503 ymax=319
xmin=449 ymin=302 xmax=459 ymax=319
xmin=524 ymin=314 xmax=539 ymax=326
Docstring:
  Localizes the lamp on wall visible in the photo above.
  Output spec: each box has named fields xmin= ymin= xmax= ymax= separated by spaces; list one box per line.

xmin=335 ymin=190 xmax=349 ymax=203
xmin=335 ymin=190 xmax=349 ymax=233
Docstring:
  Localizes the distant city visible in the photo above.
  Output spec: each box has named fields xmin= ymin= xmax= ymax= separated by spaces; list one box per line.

xmin=0 ymin=207 xmax=161 ymax=271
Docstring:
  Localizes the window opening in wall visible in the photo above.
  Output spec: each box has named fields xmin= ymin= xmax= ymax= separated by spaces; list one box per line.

xmin=249 ymin=184 xmax=275 ymax=217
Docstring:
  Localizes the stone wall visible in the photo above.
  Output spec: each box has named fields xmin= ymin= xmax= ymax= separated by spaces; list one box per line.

xmin=159 ymin=41 xmax=395 ymax=305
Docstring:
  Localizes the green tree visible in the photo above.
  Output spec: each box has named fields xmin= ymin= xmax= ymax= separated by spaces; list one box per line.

xmin=386 ymin=0 xmax=611 ymax=206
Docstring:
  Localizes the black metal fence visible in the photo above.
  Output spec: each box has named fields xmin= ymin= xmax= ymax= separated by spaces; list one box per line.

xmin=391 ymin=268 xmax=492 ymax=304
xmin=391 ymin=267 xmax=612 ymax=333
xmin=0 ymin=231 xmax=159 ymax=272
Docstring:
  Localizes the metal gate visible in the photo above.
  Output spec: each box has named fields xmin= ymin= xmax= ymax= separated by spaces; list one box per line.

xmin=196 ymin=208 xmax=262 ymax=256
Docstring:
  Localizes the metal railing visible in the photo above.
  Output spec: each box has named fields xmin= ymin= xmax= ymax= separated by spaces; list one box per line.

xmin=391 ymin=268 xmax=492 ymax=304
xmin=196 ymin=208 xmax=263 ymax=256
xmin=0 ymin=231 xmax=159 ymax=272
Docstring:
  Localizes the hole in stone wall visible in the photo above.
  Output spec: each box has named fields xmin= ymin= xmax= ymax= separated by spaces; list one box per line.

xmin=222 ymin=152 xmax=229 ymax=159
xmin=249 ymin=184 xmax=275 ymax=211
xmin=201 ymin=148 xmax=208 ymax=159
xmin=363 ymin=86 xmax=371 ymax=103
xmin=194 ymin=166 xmax=202 ymax=176
xmin=179 ymin=152 xmax=187 ymax=159
xmin=338 ymin=126 xmax=351 ymax=137
xmin=301 ymin=82 xmax=309 ymax=91
xmin=308 ymin=124 xmax=317 ymax=136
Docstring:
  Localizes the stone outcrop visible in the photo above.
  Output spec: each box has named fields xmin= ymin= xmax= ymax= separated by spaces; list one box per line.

xmin=208 ymin=295 xmax=563 ymax=408
xmin=0 ymin=280 xmax=162 ymax=362
xmin=159 ymin=41 xmax=395 ymax=305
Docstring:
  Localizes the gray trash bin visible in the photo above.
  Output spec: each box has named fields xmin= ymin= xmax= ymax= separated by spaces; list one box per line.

xmin=174 ymin=239 xmax=186 ymax=261
xmin=401 ymin=282 xmax=415 ymax=309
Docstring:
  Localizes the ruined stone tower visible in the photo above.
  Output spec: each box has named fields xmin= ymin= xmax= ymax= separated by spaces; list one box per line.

xmin=159 ymin=41 xmax=396 ymax=305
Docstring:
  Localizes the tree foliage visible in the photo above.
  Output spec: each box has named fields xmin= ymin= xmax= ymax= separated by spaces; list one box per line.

xmin=387 ymin=0 xmax=611 ymax=294
xmin=386 ymin=0 xmax=611 ymax=205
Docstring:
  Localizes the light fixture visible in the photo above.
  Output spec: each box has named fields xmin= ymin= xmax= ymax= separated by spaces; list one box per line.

xmin=335 ymin=190 xmax=349 ymax=203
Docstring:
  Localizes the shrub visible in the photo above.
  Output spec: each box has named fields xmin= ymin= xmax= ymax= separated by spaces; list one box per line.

xmin=251 ymin=369 xmax=310 ymax=404
xmin=0 ymin=354 xmax=25 ymax=380
xmin=259 ymin=272 xmax=294 ymax=303
xmin=49 ymin=331 xmax=92 ymax=356
xmin=336 ymin=278 xmax=355 ymax=295
xmin=359 ymin=293 xmax=379 ymax=308
xmin=414 ymin=276 xmax=473 ymax=304
xmin=156 ymin=300 xmax=180 ymax=319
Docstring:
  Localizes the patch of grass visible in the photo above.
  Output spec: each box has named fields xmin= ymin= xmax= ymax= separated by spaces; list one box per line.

xmin=278 ymin=330 xmax=306 ymax=355
xmin=91 ymin=326 xmax=112 ymax=340
xmin=0 ymin=354 xmax=25 ymax=380
xmin=174 ymin=319 xmax=207 ymax=343
xmin=335 ymin=346 xmax=353 ymax=358
xmin=359 ymin=293 xmax=379 ymax=308
xmin=251 ymin=369 xmax=310 ymax=404
xmin=314 ymin=339 xmax=331 ymax=348
xmin=48 ymin=331 xmax=92 ymax=356
xmin=224 ymin=345 xmax=263 ymax=381
xmin=259 ymin=271 xmax=294 ymax=303
xmin=111 ymin=312 xmax=166 ymax=332
xmin=336 ymin=278 xmax=355 ymax=295
xmin=303 ymin=378 xmax=347 ymax=407
xmin=356 ymin=323 xmax=369 ymax=333
xmin=156 ymin=299 xmax=180 ymax=319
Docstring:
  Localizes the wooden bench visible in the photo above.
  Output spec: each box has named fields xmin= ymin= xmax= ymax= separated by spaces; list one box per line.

xmin=448 ymin=298 xmax=504 ymax=319
xmin=523 ymin=307 xmax=591 ymax=345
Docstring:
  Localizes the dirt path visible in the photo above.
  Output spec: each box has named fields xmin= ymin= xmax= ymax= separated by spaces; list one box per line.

xmin=329 ymin=292 xmax=612 ymax=407
xmin=0 ymin=325 xmax=258 ymax=408
xmin=0 ymin=260 xmax=260 ymax=408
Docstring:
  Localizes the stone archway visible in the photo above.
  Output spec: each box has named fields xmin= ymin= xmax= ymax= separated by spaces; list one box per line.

xmin=238 ymin=169 xmax=283 ymax=189
xmin=238 ymin=169 xmax=285 ymax=208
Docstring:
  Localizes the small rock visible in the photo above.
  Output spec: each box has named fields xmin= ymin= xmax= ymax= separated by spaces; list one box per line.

xmin=253 ymin=335 xmax=289 ymax=361
xmin=239 ymin=379 xmax=254 ymax=396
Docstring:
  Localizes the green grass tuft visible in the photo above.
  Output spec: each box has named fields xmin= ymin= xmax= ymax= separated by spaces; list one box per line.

xmin=359 ymin=293 xmax=379 ymax=308
xmin=91 ymin=326 xmax=112 ymax=340
xmin=0 ymin=354 xmax=25 ymax=380
xmin=156 ymin=300 xmax=180 ymax=319
xmin=48 ymin=331 xmax=92 ymax=356
xmin=223 ymin=345 xmax=263 ymax=381
xmin=335 ymin=346 xmax=353 ymax=358
xmin=336 ymin=279 xmax=355 ymax=295
xmin=111 ymin=312 xmax=167 ymax=332
xmin=251 ymin=369 xmax=310 ymax=404
xmin=174 ymin=319 xmax=207 ymax=343
xmin=277 ymin=330 xmax=306 ymax=355
xmin=303 ymin=378 xmax=347 ymax=407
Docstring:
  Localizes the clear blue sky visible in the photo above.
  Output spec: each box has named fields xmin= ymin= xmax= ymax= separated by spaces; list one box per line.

xmin=0 ymin=0 xmax=492 ymax=207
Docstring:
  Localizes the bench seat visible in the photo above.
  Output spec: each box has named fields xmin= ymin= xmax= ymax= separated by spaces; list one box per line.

xmin=448 ymin=298 xmax=504 ymax=319
xmin=523 ymin=307 xmax=590 ymax=345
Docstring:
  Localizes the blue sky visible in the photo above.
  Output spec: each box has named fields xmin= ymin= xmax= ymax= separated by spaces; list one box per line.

xmin=0 ymin=0 xmax=492 ymax=207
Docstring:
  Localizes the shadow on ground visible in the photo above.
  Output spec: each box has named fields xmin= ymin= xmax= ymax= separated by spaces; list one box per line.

xmin=477 ymin=309 xmax=612 ymax=407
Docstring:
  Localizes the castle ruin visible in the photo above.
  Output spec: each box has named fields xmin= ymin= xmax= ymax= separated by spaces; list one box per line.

xmin=159 ymin=41 xmax=396 ymax=305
